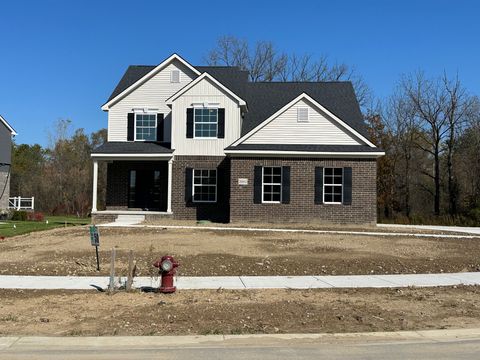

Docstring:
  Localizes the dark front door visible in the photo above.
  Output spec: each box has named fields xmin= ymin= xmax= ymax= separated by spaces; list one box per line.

xmin=128 ymin=169 xmax=165 ymax=211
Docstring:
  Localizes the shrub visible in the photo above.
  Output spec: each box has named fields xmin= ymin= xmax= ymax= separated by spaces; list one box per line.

xmin=11 ymin=211 xmax=28 ymax=221
xmin=27 ymin=212 xmax=45 ymax=222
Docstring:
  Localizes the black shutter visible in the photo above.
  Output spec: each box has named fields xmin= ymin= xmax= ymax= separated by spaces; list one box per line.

xmin=185 ymin=167 xmax=193 ymax=203
xmin=314 ymin=167 xmax=324 ymax=204
xmin=217 ymin=108 xmax=225 ymax=138
xmin=127 ymin=113 xmax=135 ymax=141
xmin=186 ymin=108 xmax=194 ymax=138
xmin=281 ymin=166 xmax=290 ymax=204
xmin=156 ymin=113 xmax=164 ymax=142
xmin=253 ymin=166 xmax=262 ymax=204
xmin=343 ymin=167 xmax=352 ymax=205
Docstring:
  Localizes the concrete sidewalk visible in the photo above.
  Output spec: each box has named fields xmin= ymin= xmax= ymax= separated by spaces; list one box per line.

xmin=0 ymin=272 xmax=479 ymax=290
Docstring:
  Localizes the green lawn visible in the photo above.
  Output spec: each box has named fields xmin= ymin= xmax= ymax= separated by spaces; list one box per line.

xmin=0 ymin=216 xmax=90 ymax=237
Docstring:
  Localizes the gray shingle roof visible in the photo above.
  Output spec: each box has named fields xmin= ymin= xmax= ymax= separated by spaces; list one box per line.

xmin=92 ymin=142 xmax=173 ymax=154
xmin=225 ymin=144 xmax=382 ymax=152
xmin=242 ymin=82 xmax=367 ymax=137
xmin=105 ymin=64 xmax=368 ymax=139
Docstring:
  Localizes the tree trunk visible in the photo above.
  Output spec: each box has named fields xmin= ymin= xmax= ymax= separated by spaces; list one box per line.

xmin=447 ymin=127 xmax=457 ymax=215
xmin=434 ymin=145 xmax=441 ymax=216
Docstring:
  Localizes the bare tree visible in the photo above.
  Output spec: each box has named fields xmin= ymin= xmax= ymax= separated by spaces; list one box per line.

xmin=205 ymin=36 xmax=371 ymax=106
xmin=442 ymin=73 xmax=476 ymax=215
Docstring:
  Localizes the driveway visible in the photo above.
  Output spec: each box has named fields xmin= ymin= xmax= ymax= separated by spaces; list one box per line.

xmin=378 ymin=223 xmax=480 ymax=235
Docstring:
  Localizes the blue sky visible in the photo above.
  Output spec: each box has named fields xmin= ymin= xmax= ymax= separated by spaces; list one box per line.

xmin=0 ymin=0 xmax=478 ymax=145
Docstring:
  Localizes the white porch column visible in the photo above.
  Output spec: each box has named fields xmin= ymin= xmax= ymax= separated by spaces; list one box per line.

xmin=92 ymin=160 xmax=98 ymax=212
xmin=167 ymin=158 xmax=173 ymax=213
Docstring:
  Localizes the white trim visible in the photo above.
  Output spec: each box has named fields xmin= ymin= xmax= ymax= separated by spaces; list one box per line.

xmin=261 ymin=166 xmax=282 ymax=204
xmin=134 ymin=113 xmax=157 ymax=141
xmin=224 ymin=150 xmax=385 ymax=158
xmin=0 ymin=115 xmax=17 ymax=135
xmin=193 ymin=107 xmax=218 ymax=139
xmin=101 ymin=54 xmax=201 ymax=110
xmin=230 ymin=93 xmax=375 ymax=148
xmin=165 ymin=72 xmax=247 ymax=107
xmin=323 ymin=167 xmax=343 ymax=204
xmin=192 ymin=169 xmax=217 ymax=203
xmin=91 ymin=153 xmax=173 ymax=160
xmin=92 ymin=160 xmax=98 ymax=212
xmin=167 ymin=159 xmax=173 ymax=213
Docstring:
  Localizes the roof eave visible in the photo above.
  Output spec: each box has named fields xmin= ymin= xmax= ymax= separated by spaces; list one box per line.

xmin=224 ymin=149 xmax=385 ymax=158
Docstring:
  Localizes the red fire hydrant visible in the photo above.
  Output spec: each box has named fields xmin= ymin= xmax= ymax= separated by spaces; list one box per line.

xmin=153 ymin=255 xmax=179 ymax=293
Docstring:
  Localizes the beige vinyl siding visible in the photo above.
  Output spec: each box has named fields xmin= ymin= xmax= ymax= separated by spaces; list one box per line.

xmin=107 ymin=60 xmax=197 ymax=142
xmin=243 ymin=99 xmax=363 ymax=145
xmin=171 ymin=78 xmax=242 ymax=155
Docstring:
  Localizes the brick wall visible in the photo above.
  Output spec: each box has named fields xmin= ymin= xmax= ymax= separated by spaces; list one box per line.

xmin=172 ymin=156 xmax=230 ymax=222
xmin=0 ymin=167 xmax=9 ymax=211
xmin=229 ymin=157 xmax=377 ymax=225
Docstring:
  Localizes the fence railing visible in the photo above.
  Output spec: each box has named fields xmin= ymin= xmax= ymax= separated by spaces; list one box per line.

xmin=8 ymin=197 xmax=35 ymax=210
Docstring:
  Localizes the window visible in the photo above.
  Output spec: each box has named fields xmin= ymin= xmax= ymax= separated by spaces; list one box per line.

xmin=135 ymin=114 xmax=157 ymax=141
xmin=297 ymin=107 xmax=309 ymax=122
xmin=324 ymin=168 xmax=343 ymax=203
xmin=262 ymin=167 xmax=282 ymax=203
xmin=194 ymin=108 xmax=218 ymax=138
xmin=193 ymin=169 xmax=217 ymax=202
xmin=171 ymin=70 xmax=180 ymax=83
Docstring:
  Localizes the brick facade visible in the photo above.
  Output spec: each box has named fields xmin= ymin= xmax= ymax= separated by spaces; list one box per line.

xmin=0 ymin=167 xmax=9 ymax=211
xmin=172 ymin=156 xmax=230 ymax=222
xmin=229 ymin=157 xmax=377 ymax=225
xmin=106 ymin=161 xmax=168 ymax=210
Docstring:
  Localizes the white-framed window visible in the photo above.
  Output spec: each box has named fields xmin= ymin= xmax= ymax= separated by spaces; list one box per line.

xmin=262 ymin=166 xmax=282 ymax=203
xmin=135 ymin=113 xmax=157 ymax=141
xmin=297 ymin=107 xmax=309 ymax=122
xmin=324 ymin=168 xmax=343 ymax=204
xmin=171 ymin=69 xmax=180 ymax=83
xmin=193 ymin=169 xmax=217 ymax=202
xmin=194 ymin=108 xmax=218 ymax=138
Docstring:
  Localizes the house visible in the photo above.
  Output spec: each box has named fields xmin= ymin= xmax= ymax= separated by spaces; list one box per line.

xmin=0 ymin=115 xmax=17 ymax=212
xmin=91 ymin=54 xmax=384 ymax=224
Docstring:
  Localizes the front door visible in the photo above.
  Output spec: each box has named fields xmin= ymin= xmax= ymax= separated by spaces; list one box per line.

xmin=128 ymin=169 xmax=164 ymax=210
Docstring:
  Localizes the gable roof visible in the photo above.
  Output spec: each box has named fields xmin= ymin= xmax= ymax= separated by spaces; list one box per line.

xmin=0 ymin=115 xmax=17 ymax=135
xmin=241 ymin=82 xmax=367 ymax=137
xmin=103 ymin=57 xmax=368 ymax=139
xmin=165 ymin=72 xmax=247 ymax=106
xmin=102 ymin=54 xmax=201 ymax=110
xmin=232 ymin=92 xmax=374 ymax=148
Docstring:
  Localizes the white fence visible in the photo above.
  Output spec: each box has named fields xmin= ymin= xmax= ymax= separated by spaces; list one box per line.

xmin=8 ymin=197 xmax=35 ymax=210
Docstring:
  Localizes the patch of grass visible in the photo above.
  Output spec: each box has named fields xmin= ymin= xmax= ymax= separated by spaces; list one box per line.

xmin=0 ymin=215 xmax=89 ymax=237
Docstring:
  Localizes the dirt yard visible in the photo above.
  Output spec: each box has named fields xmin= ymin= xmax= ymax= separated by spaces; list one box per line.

xmin=0 ymin=226 xmax=479 ymax=277
xmin=0 ymin=286 xmax=479 ymax=336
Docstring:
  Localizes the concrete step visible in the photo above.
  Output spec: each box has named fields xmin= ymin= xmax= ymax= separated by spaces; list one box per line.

xmin=114 ymin=215 xmax=145 ymax=225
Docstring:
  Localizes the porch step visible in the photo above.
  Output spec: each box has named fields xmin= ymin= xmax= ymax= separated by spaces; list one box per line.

xmin=114 ymin=214 xmax=145 ymax=225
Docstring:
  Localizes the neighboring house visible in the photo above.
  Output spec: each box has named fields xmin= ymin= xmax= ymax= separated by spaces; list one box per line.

xmin=0 ymin=115 xmax=17 ymax=211
xmin=92 ymin=54 xmax=384 ymax=224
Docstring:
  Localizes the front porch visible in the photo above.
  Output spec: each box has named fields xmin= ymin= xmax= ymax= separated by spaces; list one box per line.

xmin=91 ymin=142 xmax=175 ymax=218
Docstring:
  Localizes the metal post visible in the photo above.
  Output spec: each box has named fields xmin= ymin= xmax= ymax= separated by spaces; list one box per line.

xmin=126 ymin=250 xmax=134 ymax=291
xmin=95 ymin=246 xmax=100 ymax=271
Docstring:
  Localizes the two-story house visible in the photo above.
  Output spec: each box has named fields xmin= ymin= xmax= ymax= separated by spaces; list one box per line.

xmin=91 ymin=54 xmax=384 ymax=224
xmin=0 ymin=115 xmax=16 ymax=212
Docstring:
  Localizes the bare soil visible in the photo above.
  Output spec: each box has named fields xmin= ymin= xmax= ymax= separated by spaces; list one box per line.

xmin=0 ymin=226 xmax=479 ymax=277
xmin=0 ymin=286 xmax=479 ymax=336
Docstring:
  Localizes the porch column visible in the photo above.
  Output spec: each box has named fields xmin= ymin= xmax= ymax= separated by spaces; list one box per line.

xmin=167 ymin=158 xmax=173 ymax=213
xmin=92 ymin=160 xmax=98 ymax=212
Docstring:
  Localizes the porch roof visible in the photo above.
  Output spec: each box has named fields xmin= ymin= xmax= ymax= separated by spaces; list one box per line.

xmin=91 ymin=141 xmax=173 ymax=160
